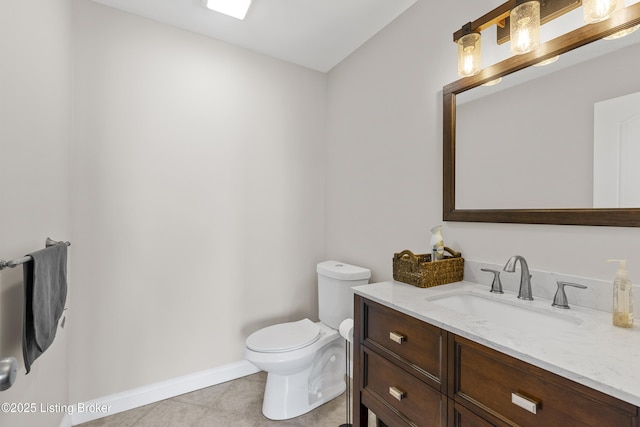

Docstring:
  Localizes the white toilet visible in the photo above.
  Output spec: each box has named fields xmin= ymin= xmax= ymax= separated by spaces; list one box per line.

xmin=244 ymin=260 xmax=371 ymax=420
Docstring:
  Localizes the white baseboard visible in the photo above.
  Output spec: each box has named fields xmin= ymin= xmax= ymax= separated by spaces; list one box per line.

xmin=70 ymin=360 xmax=260 ymax=426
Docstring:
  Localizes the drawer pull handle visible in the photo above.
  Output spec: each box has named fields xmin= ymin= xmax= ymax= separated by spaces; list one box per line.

xmin=389 ymin=331 xmax=406 ymax=344
xmin=389 ymin=386 xmax=406 ymax=401
xmin=511 ymin=392 xmax=539 ymax=414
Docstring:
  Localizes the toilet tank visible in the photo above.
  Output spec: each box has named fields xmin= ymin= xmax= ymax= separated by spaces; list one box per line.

xmin=317 ymin=261 xmax=371 ymax=329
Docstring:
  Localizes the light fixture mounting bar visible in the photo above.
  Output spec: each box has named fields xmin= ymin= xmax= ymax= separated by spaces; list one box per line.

xmin=453 ymin=0 xmax=582 ymax=43
xmin=497 ymin=0 xmax=582 ymax=44
xmin=454 ymin=0 xmax=517 ymax=42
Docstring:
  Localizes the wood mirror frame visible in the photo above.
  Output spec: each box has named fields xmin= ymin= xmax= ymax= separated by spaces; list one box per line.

xmin=443 ymin=3 xmax=640 ymax=227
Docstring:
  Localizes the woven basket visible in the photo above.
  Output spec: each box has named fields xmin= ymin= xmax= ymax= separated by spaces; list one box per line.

xmin=392 ymin=247 xmax=464 ymax=288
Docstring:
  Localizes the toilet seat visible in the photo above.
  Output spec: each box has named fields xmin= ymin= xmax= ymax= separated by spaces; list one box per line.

xmin=246 ymin=318 xmax=321 ymax=353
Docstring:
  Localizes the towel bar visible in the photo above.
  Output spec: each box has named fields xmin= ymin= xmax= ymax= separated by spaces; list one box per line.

xmin=0 ymin=238 xmax=71 ymax=271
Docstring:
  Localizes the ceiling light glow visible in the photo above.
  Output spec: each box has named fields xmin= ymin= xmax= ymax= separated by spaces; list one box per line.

xmin=204 ymin=0 xmax=252 ymax=20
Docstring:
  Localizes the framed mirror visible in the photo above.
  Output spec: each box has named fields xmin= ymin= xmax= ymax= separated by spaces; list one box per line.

xmin=443 ymin=3 xmax=640 ymax=226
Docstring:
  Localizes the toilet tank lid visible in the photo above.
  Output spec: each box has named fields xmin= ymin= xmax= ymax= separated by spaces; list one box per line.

xmin=317 ymin=261 xmax=371 ymax=281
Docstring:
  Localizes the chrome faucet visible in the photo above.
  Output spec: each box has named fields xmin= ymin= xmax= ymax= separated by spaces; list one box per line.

xmin=503 ymin=255 xmax=533 ymax=300
xmin=481 ymin=268 xmax=503 ymax=294
xmin=552 ymin=281 xmax=587 ymax=309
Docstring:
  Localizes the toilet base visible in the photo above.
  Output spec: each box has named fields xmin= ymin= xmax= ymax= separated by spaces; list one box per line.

xmin=261 ymin=340 xmax=346 ymax=420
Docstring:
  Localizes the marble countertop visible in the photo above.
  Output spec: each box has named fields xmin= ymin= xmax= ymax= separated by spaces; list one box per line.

xmin=353 ymin=280 xmax=640 ymax=406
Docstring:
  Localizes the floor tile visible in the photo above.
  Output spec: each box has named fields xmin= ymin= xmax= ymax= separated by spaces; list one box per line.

xmin=75 ymin=372 xmax=374 ymax=427
xmin=208 ymin=371 xmax=266 ymax=415
xmin=314 ymin=395 xmax=348 ymax=427
xmin=130 ymin=400 xmax=208 ymax=427
xmin=173 ymin=379 xmax=233 ymax=409
xmin=253 ymin=409 xmax=317 ymax=427
xmin=191 ymin=407 xmax=261 ymax=427
xmin=76 ymin=403 xmax=157 ymax=427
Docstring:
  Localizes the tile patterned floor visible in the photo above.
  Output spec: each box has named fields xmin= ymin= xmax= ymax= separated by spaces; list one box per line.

xmin=78 ymin=372 xmax=374 ymax=427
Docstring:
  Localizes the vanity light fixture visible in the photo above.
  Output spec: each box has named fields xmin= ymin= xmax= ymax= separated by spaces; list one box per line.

xmin=533 ymin=54 xmax=560 ymax=66
xmin=457 ymin=23 xmax=482 ymax=77
xmin=203 ymin=0 xmax=252 ymax=20
xmin=583 ymin=0 xmax=623 ymax=23
xmin=453 ymin=0 xmax=580 ymax=77
xmin=481 ymin=77 xmax=503 ymax=86
xmin=510 ymin=0 xmax=541 ymax=54
xmin=452 ymin=0 xmax=637 ymax=77
xmin=598 ymin=0 xmax=640 ymax=39
xmin=604 ymin=23 xmax=640 ymax=38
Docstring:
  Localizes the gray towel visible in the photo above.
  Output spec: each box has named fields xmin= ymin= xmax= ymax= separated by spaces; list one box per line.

xmin=22 ymin=243 xmax=68 ymax=374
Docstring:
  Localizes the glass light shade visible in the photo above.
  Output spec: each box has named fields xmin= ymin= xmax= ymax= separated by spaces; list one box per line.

xmin=510 ymin=1 xmax=541 ymax=55
xmin=457 ymin=32 xmax=482 ymax=77
xmin=604 ymin=24 xmax=640 ymax=39
xmin=583 ymin=0 xmax=623 ymax=24
xmin=533 ymin=55 xmax=560 ymax=66
xmin=481 ymin=77 xmax=502 ymax=87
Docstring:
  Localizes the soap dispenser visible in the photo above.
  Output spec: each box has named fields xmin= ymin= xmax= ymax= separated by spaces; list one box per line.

xmin=608 ymin=259 xmax=634 ymax=328
xmin=430 ymin=225 xmax=444 ymax=261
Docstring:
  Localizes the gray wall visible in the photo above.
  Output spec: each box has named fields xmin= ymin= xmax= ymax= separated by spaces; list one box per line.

xmin=70 ymin=0 xmax=327 ymax=403
xmin=325 ymin=0 xmax=640 ymax=285
xmin=3 ymin=0 xmax=640 ymax=422
xmin=0 ymin=1 xmax=72 ymax=426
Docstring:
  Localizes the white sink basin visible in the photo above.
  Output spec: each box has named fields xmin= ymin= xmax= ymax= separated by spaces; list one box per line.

xmin=426 ymin=291 xmax=581 ymax=335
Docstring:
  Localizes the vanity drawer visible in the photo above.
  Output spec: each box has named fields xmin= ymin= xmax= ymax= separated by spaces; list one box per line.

xmin=363 ymin=346 xmax=446 ymax=427
xmin=452 ymin=336 xmax=638 ymax=427
xmin=449 ymin=400 xmax=497 ymax=427
xmin=362 ymin=298 xmax=444 ymax=389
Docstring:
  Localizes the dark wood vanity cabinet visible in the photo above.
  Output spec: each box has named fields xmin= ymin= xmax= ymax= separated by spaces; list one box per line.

xmin=355 ymin=296 xmax=447 ymax=426
xmin=449 ymin=401 xmax=495 ymax=427
xmin=451 ymin=336 xmax=638 ymax=427
xmin=353 ymin=295 xmax=640 ymax=427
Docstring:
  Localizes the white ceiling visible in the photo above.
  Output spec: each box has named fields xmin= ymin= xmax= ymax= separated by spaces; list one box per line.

xmin=89 ymin=0 xmax=418 ymax=72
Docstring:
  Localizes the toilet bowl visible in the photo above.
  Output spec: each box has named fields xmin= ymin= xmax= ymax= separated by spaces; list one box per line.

xmin=245 ymin=320 xmax=344 ymax=420
xmin=244 ymin=261 xmax=370 ymax=420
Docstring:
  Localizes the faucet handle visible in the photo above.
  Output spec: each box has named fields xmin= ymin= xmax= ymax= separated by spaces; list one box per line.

xmin=481 ymin=268 xmax=503 ymax=294
xmin=552 ymin=281 xmax=587 ymax=309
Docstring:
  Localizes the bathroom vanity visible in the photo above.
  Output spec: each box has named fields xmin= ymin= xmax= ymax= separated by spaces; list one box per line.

xmin=352 ymin=281 xmax=640 ymax=427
